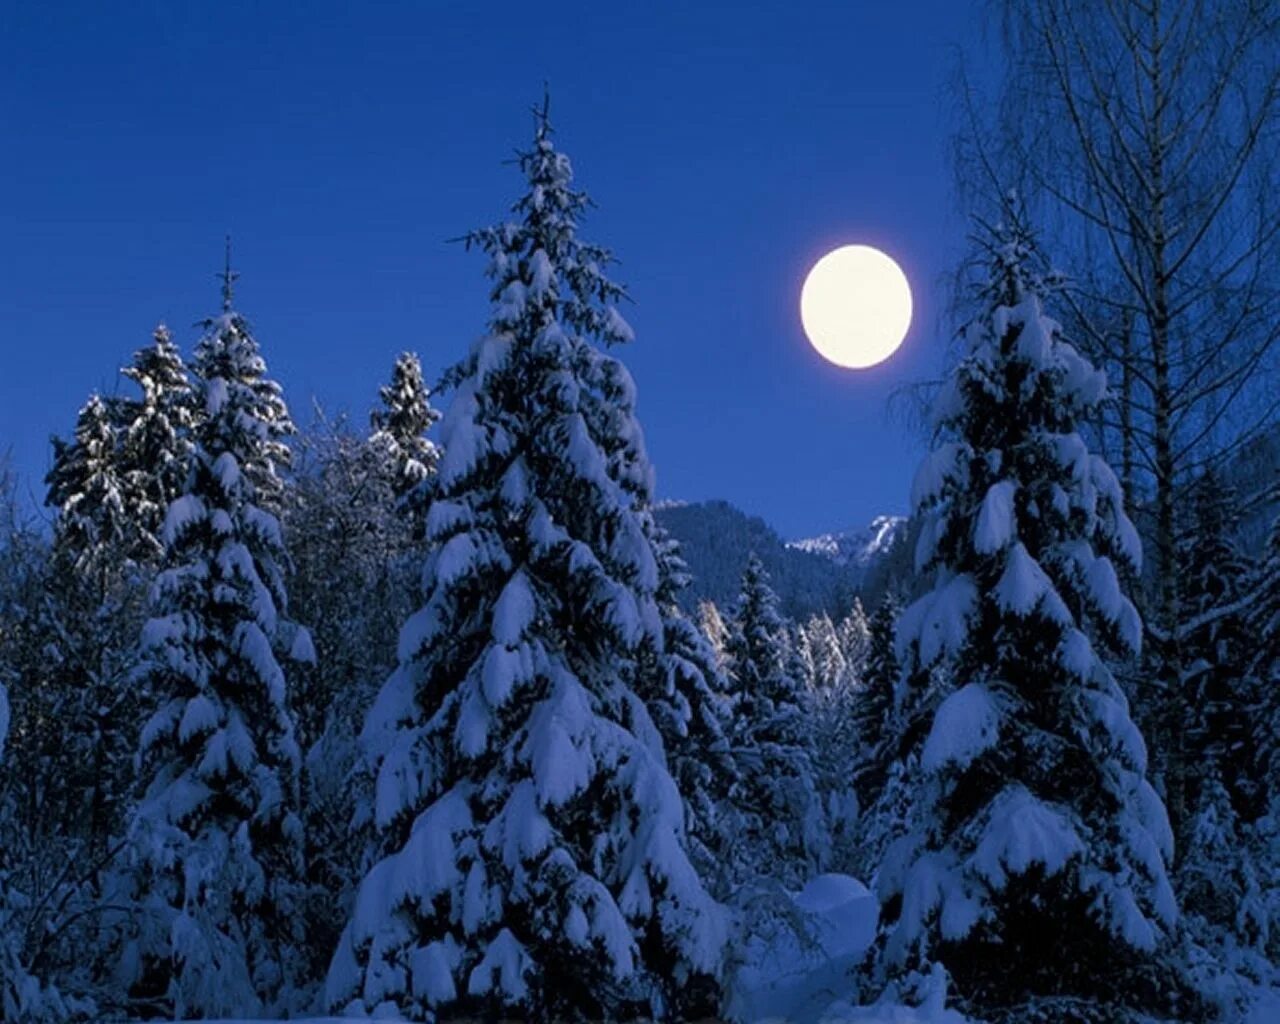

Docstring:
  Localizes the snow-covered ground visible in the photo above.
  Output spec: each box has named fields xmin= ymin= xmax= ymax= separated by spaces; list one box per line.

xmin=720 ymin=874 xmax=973 ymax=1024
xmin=727 ymin=873 xmax=880 ymax=1023
xmin=163 ymin=876 xmax=974 ymax=1024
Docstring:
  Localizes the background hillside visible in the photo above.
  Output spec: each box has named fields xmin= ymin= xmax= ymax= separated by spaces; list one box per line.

xmin=655 ymin=499 xmax=911 ymax=617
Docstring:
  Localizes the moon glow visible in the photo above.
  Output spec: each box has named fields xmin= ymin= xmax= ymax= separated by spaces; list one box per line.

xmin=800 ymin=245 xmax=912 ymax=369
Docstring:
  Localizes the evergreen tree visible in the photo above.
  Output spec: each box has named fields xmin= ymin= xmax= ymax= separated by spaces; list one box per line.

xmin=723 ymin=554 xmax=826 ymax=886
xmin=1249 ymin=502 xmax=1280 ymax=821
xmin=369 ymin=350 xmax=441 ymax=500
xmin=0 ymin=474 xmax=63 ymax=1019
xmin=122 ymin=279 xmax=309 ymax=1018
xmin=326 ymin=104 xmax=724 ymax=1022
xmin=799 ymin=612 xmax=846 ymax=693
xmin=38 ymin=330 xmax=196 ymax=859
xmin=1176 ymin=473 xmax=1257 ymax=821
xmin=837 ymin=598 xmax=872 ymax=678
xmin=1178 ymin=770 xmax=1270 ymax=953
xmin=876 ymin=223 xmax=1179 ymax=1016
xmin=643 ymin=525 xmax=740 ymax=898
xmin=698 ymin=599 xmax=730 ymax=667
xmin=114 ymin=324 xmax=197 ymax=563
xmin=46 ymin=394 xmax=131 ymax=580
xmin=851 ymin=590 xmax=902 ymax=810
xmin=725 ymin=555 xmax=803 ymax=741
xmin=43 ymin=394 xmax=142 ymax=852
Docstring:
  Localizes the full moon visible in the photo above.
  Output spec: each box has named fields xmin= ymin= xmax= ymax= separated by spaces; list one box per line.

xmin=800 ymin=245 xmax=912 ymax=369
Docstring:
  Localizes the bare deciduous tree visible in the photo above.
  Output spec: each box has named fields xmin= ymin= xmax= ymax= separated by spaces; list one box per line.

xmin=955 ymin=0 xmax=1280 ymax=838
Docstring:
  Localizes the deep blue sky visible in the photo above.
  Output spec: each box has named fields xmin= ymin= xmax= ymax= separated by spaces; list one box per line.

xmin=2 ymin=1 xmax=979 ymax=540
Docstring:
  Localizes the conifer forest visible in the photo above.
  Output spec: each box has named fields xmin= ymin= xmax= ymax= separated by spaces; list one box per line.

xmin=3 ymin=2 xmax=1280 ymax=1022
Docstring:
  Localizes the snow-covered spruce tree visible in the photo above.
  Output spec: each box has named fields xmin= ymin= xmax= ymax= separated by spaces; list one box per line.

xmin=326 ymin=104 xmax=724 ymax=1022
xmin=876 ymin=223 xmax=1181 ymax=1016
xmin=1175 ymin=474 xmax=1258 ymax=822
xmin=43 ymin=393 xmax=145 ymax=852
xmin=0 ymin=680 xmax=59 ymax=1021
xmin=122 ymin=282 xmax=310 ymax=1018
xmin=640 ymin=524 xmax=741 ymax=898
xmin=698 ymin=599 xmax=730 ymax=667
xmin=1248 ymin=501 xmax=1280 ymax=819
xmin=46 ymin=394 xmax=131 ymax=580
xmin=798 ymin=612 xmax=846 ymax=693
xmin=0 ymin=474 xmax=77 ymax=1021
xmin=369 ymin=350 xmax=441 ymax=501
xmin=723 ymin=554 xmax=827 ymax=887
xmin=838 ymin=598 xmax=872 ymax=677
xmin=39 ymin=335 xmax=195 ymax=857
xmin=114 ymin=324 xmax=197 ymax=564
xmin=850 ymin=590 xmax=902 ymax=811
xmin=1178 ymin=769 xmax=1270 ymax=959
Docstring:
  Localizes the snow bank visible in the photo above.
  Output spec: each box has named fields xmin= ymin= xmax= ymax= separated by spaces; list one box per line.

xmin=819 ymin=1001 xmax=973 ymax=1024
xmin=1245 ymin=989 xmax=1280 ymax=1024
xmin=727 ymin=874 xmax=879 ymax=1023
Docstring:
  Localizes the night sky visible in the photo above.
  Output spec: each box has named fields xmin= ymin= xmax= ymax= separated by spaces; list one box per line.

xmin=3 ymin=1 xmax=979 ymax=540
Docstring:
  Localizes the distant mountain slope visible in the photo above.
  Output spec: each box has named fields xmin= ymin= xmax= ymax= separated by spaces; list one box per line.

xmin=657 ymin=424 xmax=1280 ymax=625
xmin=655 ymin=501 xmax=854 ymax=619
xmin=655 ymin=501 xmax=911 ymax=620
xmin=788 ymin=515 xmax=908 ymax=570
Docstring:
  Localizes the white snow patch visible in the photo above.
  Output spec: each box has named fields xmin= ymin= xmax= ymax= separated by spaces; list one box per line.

xmin=727 ymin=874 xmax=879 ymax=1024
xmin=492 ymin=571 xmax=535 ymax=645
xmin=922 ymin=684 xmax=1002 ymax=772
xmin=974 ymin=480 xmax=1016 ymax=554
xmin=970 ymin=786 xmax=1084 ymax=888
xmin=897 ymin=575 xmax=978 ymax=667
xmin=995 ymin=543 xmax=1054 ymax=617
xmin=162 ymin=495 xmax=206 ymax=547
xmin=911 ymin=443 xmax=966 ymax=511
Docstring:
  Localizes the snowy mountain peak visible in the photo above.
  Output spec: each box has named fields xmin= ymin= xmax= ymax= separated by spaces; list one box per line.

xmin=788 ymin=515 xmax=908 ymax=569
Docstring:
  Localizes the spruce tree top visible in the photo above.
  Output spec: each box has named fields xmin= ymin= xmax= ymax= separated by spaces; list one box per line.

xmin=46 ymin=392 xmax=130 ymax=574
xmin=116 ymin=324 xmax=197 ymax=559
xmin=369 ymin=350 xmax=441 ymax=496
xmin=726 ymin=553 xmax=798 ymax=715
xmin=122 ymin=324 xmax=192 ymax=408
xmin=192 ymin=303 xmax=293 ymax=514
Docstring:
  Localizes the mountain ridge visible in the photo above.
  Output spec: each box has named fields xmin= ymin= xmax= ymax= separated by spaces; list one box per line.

xmin=654 ymin=500 xmax=909 ymax=620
